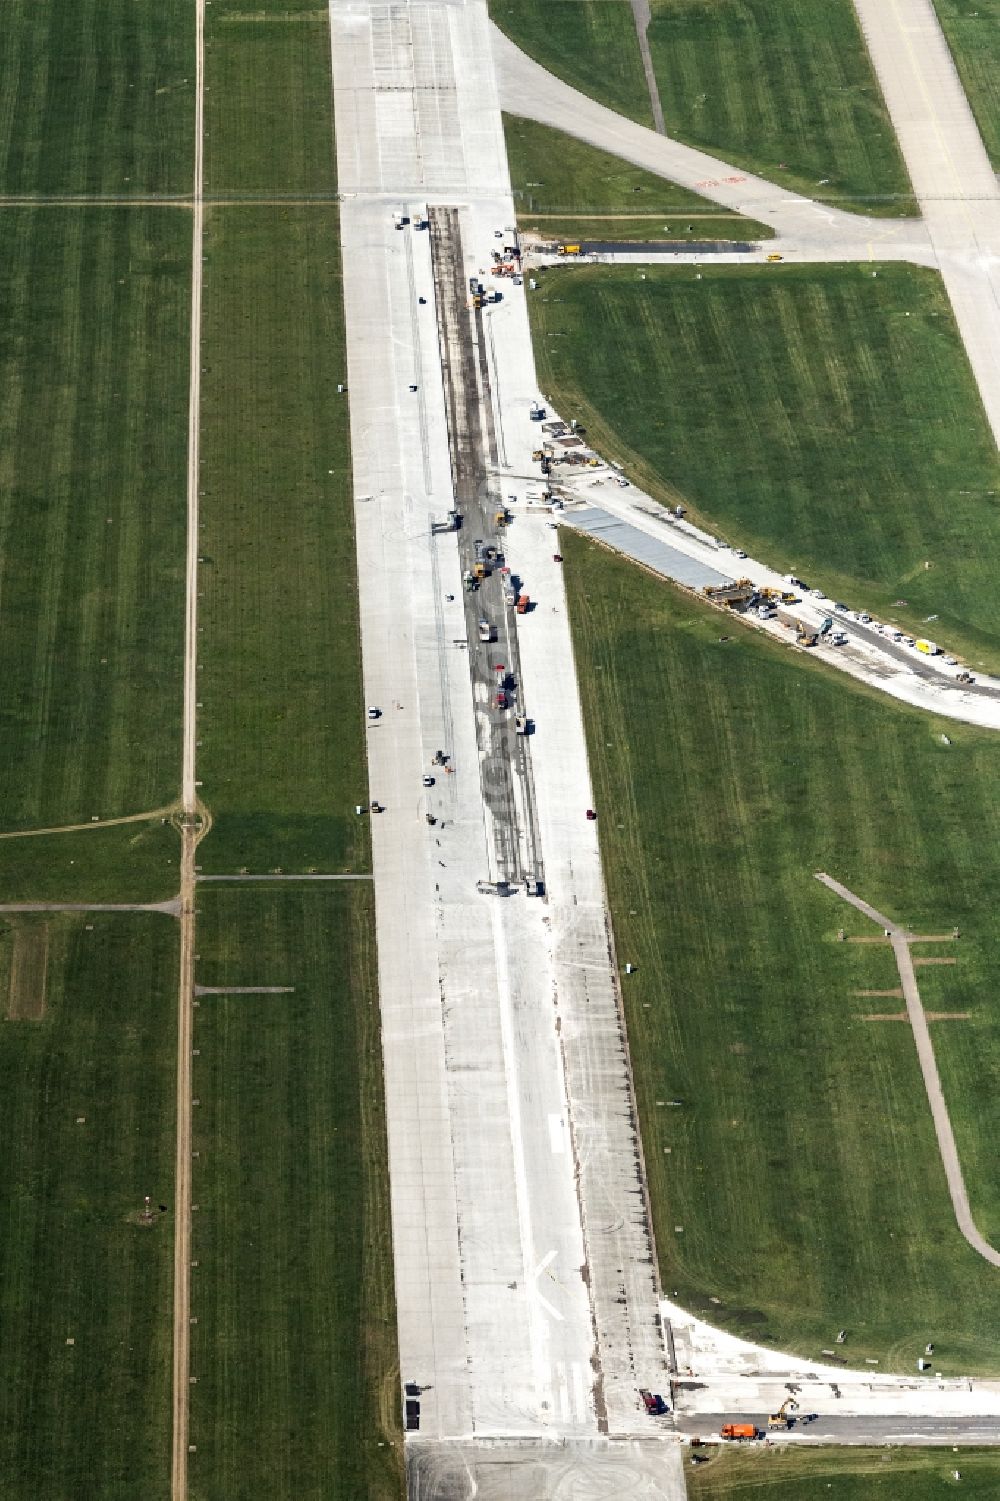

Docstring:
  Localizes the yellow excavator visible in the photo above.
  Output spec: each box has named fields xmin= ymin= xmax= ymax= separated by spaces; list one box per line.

xmin=767 ymin=1397 xmax=799 ymax=1430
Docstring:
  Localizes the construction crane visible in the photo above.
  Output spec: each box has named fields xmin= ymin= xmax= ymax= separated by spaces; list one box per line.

xmin=767 ymin=1396 xmax=799 ymax=1430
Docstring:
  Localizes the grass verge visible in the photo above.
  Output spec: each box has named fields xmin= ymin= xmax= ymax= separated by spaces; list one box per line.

xmin=0 ymin=208 xmax=188 ymax=832
xmin=0 ymin=912 xmax=177 ymax=1499
xmin=503 ymin=115 xmax=773 ymax=241
xmin=491 ymin=1 xmax=653 ymax=125
xmin=646 ymin=0 xmax=914 ymax=214
xmin=0 ymin=818 xmax=181 ymax=904
xmin=932 ymin=1 xmax=1000 ymax=169
xmin=564 ymin=529 xmax=1000 ymax=1370
xmin=530 ymin=262 xmax=1000 ymax=667
xmin=205 ymin=1 xmax=337 ymax=197
xmin=0 ymin=0 xmax=193 ymax=196
xmin=197 ymin=206 xmax=366 ymax=873
xmin=188 ymin=885 xmax=401 ymax=1501
xmin=689 ymin=1446 xmax=1000 ymax=1497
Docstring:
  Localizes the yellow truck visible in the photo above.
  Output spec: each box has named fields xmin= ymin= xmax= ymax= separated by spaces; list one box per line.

xmin=916 ymin=639 xmax=940 ymax=655
xmin=557 ymin=244 xmax=581 ymax=256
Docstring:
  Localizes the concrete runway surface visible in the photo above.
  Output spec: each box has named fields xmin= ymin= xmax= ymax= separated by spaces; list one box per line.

xmin=330 ymin=2 xmax=682 ymax=1494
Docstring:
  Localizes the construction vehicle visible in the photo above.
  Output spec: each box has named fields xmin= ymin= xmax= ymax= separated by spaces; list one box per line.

xmin=494 ymin=509 xmax=509 ymax=528
xmin=766 ymin=253 xmax=783 ymax=262
xmin=768 ymin=1398 xmax=799 ymax=1430
xmin=703 ymin=578 xmax=754 ymax=607
xmin=557 ymin=244 xmax=581 ymax=256
xmin=516 ymin=593 xmax=530 ymax=615
xmin=478 ymin=619 xmax=495 ymax=643
xmin=474 ymin=561 xmax=487 ymax=581
xmin=639 ymin=1390 xmax=668 ymax=1416
xmin=720 ymin=1424 xmax=758 ymax=1441
xmin=819 ymin=616 xmax=833 ymax=636
xmin=916 ymin=639 xmax=940 ymax=655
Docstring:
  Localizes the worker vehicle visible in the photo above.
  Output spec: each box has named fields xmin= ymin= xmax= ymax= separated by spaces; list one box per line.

xmin=720 ymin=1424 xmax=758 ymax=1441
xmin=495 ymin=687 xmax=508 ymax=709
xmin=478 ymin=620 xmax=495 ymax=643
xmin=553 ymin=553 xmax=563 ymax=564
xmin=422 ymin=775 xmax=435 ymax=788
xmin=367 ymin=706 xmax=381 ymax=720
xmin=916 ymin=639 xmax=940 ymax=655
xmin=515 ymin=715 xmax=529 ymax=735
xmin=639 ymin=1390 xmax=668 ymax=1416
xmin=464 ymin=570 xmax=477 ymax=592
xmin=586 ymin=808 xmax=597 ymax=822
xmin=768 ymin=1397 xmax=798 ymax=1430
xmin=394 ymin=213 xmax=409 ymax=230
xmin=530 ymin=402 xmax=545 ymax=422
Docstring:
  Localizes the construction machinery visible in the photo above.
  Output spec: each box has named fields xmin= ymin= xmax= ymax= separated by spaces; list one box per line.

xmin=768 ymin=1397 xmax=799 ymax=1431
xmin=556 ymin=243 xmax=581 ymax=256
xmin=703 ymin=578 xmax=754 ymax=607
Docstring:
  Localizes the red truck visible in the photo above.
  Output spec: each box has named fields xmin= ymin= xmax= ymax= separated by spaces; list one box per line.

xmin=516 ymin=593 xmax=530 ymax=615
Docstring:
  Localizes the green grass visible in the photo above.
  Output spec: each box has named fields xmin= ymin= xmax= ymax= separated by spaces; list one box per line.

xmin=0 ymin=818 xmax=181 ymax=904
xmin=205 ymin=2 xmax=337 ymax=197
xmin=491 ymin=1 xmax=653 ymax=125
xmin=531 ymin=262 xmax=1000 ymax=667
xmin=188 ymin=885 xmax=401 ymax=1501
xmin=197 ymin=206 xmax=367 ymax=874
xmin=932 ymin=0 xmax=1000 ymax=169
xmin=0 ymin=209 xmax=188 ymax=833
xmin=491 ymin=0 xmax=912 ymax=213
xmin=646 ymin=0 xmax=914 ymax=214
xmin=0 ymin=912 xmax=177 ymax=1499
xmin=690 ymin=1446 xmax=1000 ymax=1498
xmin=503 ymin=115 xmax=773 ymax=241
xmin=0 ymin=0 xmax=193 ymax=196
xmin=564 ymin=529 xmax=1000 ymax=1371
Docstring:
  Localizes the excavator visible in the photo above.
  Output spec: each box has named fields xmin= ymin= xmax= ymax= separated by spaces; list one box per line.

xmin=767 ymin=1396 xmax=799 ymax=1430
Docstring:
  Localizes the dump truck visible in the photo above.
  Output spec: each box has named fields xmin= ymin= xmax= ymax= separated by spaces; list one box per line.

xmin=516 ymin=593 xmax=530 ymax=615
xmin=721 ymin=1424 xmax=758 ymax=1441
xmin=478 ymin=619 xmax=495 ymax=643
xmin=557 ymin=244 xmax=581 ymax=256
xmin=916 ymin=639 xmax=940 ymax=655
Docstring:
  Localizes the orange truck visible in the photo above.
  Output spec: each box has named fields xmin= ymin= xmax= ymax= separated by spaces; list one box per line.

xmin=516 ymin=593 xmax=530 ymax=615
xmin=720 ymin=1424 xmax=758 ymax=1441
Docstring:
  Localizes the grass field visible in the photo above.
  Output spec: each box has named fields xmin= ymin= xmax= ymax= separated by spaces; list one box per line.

xmin=491 ymin=0 xmax=912 ymax=213
xmin=491 ymin=1 xmax=652 ymax=125
xmin=646 ymin=0 xmax=913 ymax=213
xmin=0 ymin=0 xmax=193 ymax=196
xmin=690 ymin=1446 xmax=1000 ymax=1498
xmin=531 ymin=262 xmax=1000 ymax=667
xmin=503 ymin=115 xmax=772 ymax=242
xmin=0 ymin=817 xmax=181 ymax=904
xmin=0 ymin=208 xmax=188 ymax=834
xmin=0 ymin=912 xmax=176 ymax=1500
xmin=932 ymin=0 xmax=1000 ymax=169
xmin=205 ymin=1 xmax=337 ymax=197
xmin=188 ymin=885 xmax=400 ymax=1501
xmin=197 ymin=0 xmax=366 ymax=874
xmin=564 ymin=530 xmax=1000 ymax=1370
xmin=196 ymin=206 xmax=366 ymax=874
